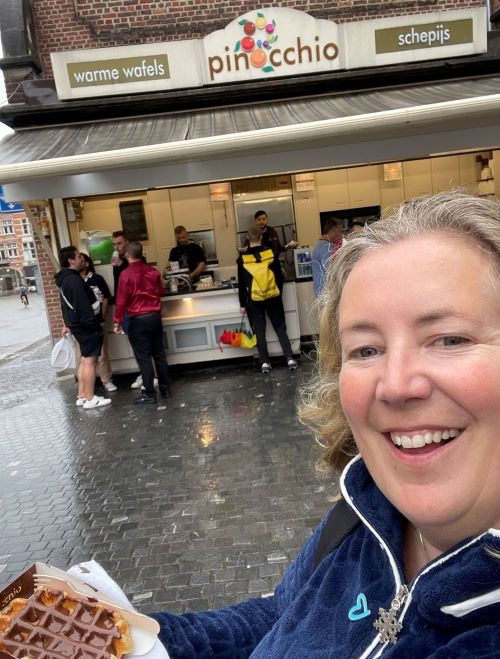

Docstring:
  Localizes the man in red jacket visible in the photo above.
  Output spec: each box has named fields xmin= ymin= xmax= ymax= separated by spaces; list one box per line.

xmin=113 ymin=241 xmax=171 ymax=404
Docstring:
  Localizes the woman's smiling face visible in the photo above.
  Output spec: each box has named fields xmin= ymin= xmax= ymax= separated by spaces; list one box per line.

xmin=338 ymin=233 xmax=500 ymax=541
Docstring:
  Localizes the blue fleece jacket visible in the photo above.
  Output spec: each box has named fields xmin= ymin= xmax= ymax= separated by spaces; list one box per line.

xmin=151 ymin=456 xmax=500 ymax=658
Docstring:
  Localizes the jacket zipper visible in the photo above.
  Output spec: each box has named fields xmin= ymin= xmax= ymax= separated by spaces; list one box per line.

xmin=341 ymin=492 xmax=410 ymax=659
xmin=366 ymin=584 xmax=410 ymax=659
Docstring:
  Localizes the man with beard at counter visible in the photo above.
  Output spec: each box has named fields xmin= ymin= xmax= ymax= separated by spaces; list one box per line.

xmin=248 ymin=210 xmax=299 ymax=255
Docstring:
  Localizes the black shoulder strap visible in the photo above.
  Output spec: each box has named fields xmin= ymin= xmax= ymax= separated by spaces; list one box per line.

xmin=313 ymin=498 xmax=361 ymax=571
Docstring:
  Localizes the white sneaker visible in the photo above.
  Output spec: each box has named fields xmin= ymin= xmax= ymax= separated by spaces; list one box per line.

xmin=261 ymin=363 xmax=271 ymax=374
xmin=131 ymin=375 xmax=143 ymax=389
xmin=76 ymin=398 xmax=85 ymax=407
xmin=103 ymin=382 xmax=117 ymax=392
xmin=141 ymin=377 xmax=159 ymax=391
xmin=83 ymin=395 xmax=112 ymax=409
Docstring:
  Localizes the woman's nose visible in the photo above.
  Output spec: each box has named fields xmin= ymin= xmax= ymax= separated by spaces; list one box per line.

xmin=375 ymin=350 xmax=432 ymax=405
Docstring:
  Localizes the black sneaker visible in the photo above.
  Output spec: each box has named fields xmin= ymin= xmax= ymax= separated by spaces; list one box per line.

xmin=160 ymin=387 xmax=172 ymax=399
xmin=133 ymin=392 xmax=157 ymax=405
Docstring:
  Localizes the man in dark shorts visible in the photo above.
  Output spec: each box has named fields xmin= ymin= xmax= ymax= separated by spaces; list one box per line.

xmin=55 ymin=245 xmax=112 ymax=409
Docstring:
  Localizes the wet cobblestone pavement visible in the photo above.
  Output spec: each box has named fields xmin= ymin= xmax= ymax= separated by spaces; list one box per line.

xmin=0 ymin=342 xmax=339 ymax=614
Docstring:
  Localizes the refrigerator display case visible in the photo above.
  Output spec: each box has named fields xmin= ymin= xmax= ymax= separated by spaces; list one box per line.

xmin=293 ymin=248 xmax=312 ymax=279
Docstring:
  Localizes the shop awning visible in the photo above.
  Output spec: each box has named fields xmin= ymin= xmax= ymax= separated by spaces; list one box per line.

xmin=1 ymin=75 xmax=500 ymax=200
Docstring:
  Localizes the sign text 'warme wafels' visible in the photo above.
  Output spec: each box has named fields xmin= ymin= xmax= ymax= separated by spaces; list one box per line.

xmin=67 ymin=55 xmax=170 ymax=87
xmin=50 ymin=7 xmax=487 ymax=100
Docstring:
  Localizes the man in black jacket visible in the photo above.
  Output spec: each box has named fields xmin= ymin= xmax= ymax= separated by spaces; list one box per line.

xmin=237 ymin=226 xmax=298 ymax=374
xmin=248 ymin=210 xmax=299 ymax=255
xmin=55 ymin=246 xmax=111 ymax=410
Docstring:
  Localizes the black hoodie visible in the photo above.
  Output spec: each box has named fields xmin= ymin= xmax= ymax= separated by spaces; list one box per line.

xmin=54 ymin=268 xmax=101 ymax=332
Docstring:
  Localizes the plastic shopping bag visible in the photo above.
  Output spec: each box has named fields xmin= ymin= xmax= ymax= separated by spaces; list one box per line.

xmin=51 ymin=334 xmax=77 ymax=371
xmin=218 ymin=328 xmax=242 ymax=350
xmin=218 ymin=313 xmax=257 ymax=350
xmin=240 ymin=331 xmax=257 ymax=348
xmin=230 ymin=332 xmax=242 ymax=347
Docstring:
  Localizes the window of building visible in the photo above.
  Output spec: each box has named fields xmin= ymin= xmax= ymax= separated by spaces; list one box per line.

xmin=0 ymin=244 xmax=5 ymax=259
xmin=1 ymin=219 xmax=14 ymax=235
xmin=23 ymin=240 xmax=36 ymax=260
xmin=21 ymin=218 xmax=32 ymax=234
xmin=6 ymin=243 xmax=18 ymax=258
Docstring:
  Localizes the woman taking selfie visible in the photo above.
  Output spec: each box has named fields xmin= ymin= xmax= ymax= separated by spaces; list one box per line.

xmin=152 ymin=191 xmax=500 ymax=657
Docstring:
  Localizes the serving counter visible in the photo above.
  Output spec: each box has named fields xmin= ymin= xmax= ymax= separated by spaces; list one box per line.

xmin=105 ymin=282 xmax=300 ymax=372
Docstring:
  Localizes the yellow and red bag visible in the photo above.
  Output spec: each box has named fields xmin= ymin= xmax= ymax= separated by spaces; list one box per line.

xmin=218 ymin=316 xmax=256 ymax=350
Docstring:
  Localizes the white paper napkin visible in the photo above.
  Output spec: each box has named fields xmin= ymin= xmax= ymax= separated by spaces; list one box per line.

xmin=68 ymin=560 xmax=170 ymax=659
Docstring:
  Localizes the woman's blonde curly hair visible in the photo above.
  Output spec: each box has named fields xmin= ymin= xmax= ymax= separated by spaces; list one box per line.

xmin=299 ymin=190 xmax=500 ymax=475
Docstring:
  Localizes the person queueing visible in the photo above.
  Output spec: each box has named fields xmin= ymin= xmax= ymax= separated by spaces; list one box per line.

xmin=55 ymin=246 xmax=111 ymax=409
xmin=19 ymin=285 xmax=29 ymax=307
xmin=113 ymin=241 xmax=171 ymax=405
xmin=237 ymin=225 xmax=298 ymax=374
xmin=168 ymin=225 xmax=207 ymax=284
xmin=348 ymin=219 xmax=365 ymax=235
xmin=148 ymin=191 xmax=500 ymax=657
xmin=111 ymin=230 xmax=129 ymax=295
xmin=112 ymin=230 xmax=157 ymax=391
xmin=80 ymin=253 xmax=117 ymax=393
xmin=311 ymin=217 xmax=343 ymax=296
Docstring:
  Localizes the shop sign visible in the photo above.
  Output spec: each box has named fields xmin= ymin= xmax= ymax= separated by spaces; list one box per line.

xmin=67 ymin=54 xmax=170 ymax=88
xmin=51 ymin=41 xmax=203 ymax=100
xmin=0 ymin=186 xmax=24 ymax=214
xmin=50 ymin=7 xmax=486 ymax=100
xmin=344 ymin=8 xmax=486 ymax=68
xmin=202 ymin=8 xmax=344 ymax=84
xmin=375 ymin=18 xmax=474 ymax=54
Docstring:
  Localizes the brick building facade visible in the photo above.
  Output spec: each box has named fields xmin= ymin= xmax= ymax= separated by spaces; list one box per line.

xmin=0 ymin=211 xmax=38 ymax=295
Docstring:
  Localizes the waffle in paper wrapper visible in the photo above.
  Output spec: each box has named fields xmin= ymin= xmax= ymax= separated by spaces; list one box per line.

xmin=0 ymin=586 xmax=132 ymax=658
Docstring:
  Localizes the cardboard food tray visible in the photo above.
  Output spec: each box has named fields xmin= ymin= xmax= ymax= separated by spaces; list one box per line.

xmin=195 ymin=284 xmax=220 ymax=291
xmin=0 ymin=563 xmax=158 ymax=657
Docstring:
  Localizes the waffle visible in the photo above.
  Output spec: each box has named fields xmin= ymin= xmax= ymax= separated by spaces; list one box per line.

xmin=0 ymin=588 xmax=132 ymax=658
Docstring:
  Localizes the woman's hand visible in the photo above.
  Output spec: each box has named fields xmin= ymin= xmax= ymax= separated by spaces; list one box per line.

xmin=61 ymin=325 xmax=71 ymax=337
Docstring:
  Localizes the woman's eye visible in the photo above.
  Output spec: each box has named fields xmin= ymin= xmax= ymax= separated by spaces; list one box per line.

xmin=435 ymin=335 xmax=468 ymax=347
xmin=352 ymin=346 xmax=379 ymax=358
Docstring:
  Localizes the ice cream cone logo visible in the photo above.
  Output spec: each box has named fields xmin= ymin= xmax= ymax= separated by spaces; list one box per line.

xmin=234 ymin=11 xmax=277 ymax=72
